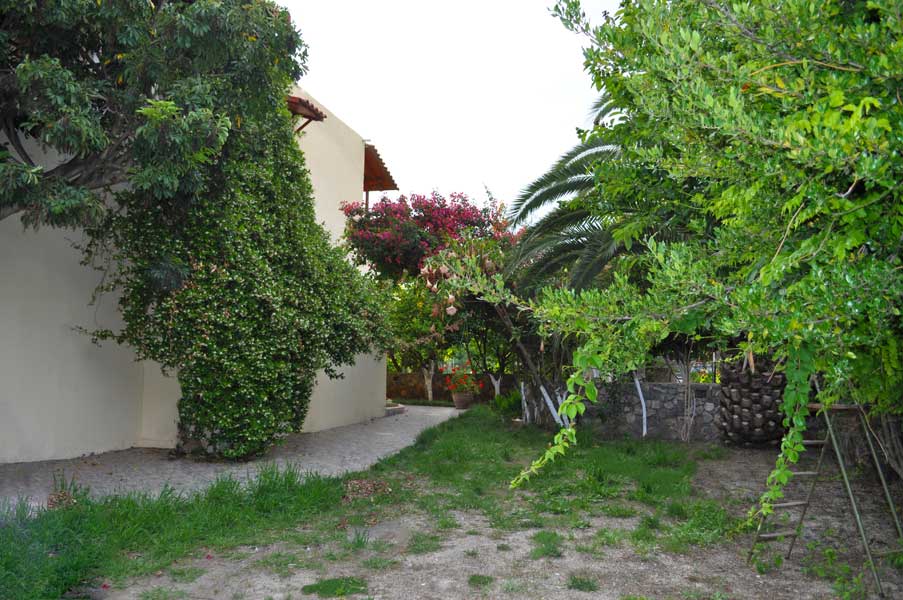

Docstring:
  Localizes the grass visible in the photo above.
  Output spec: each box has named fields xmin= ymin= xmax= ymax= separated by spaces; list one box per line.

xmin=407 ymin=532 xmax=442 ymax=554
xmin=468 ymin=574 xmax=495 ymax=589
xmin=255 ymin=551 xmax=301 ymax=578
xmin=166 ymin=565 xmax=204 ymax=583
xmin=530 ymin=530 xmax=564 ymax=559
xmin=501 ymin=578 xmax=528 ymax=594
xmin=567 ymin=573 xmax=600 ymax=592
xmin=139 ymin=589 xmax=188 ymax=600
xmin=361 ymin=556 xmax=397 ymax=570
xmin=2 ymin=406 xmax=736 ymax=599
xmin=0 ymin=466 xmax=342 ymax=599
xmin=300 ymin=576 xmax=367 ymax=597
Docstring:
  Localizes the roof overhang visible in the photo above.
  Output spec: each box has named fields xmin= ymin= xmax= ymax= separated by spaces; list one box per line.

xmin=363 ymin=143 xmax=398 ymax=192
xmin=286 ymin=95 xmax=326 ymax=132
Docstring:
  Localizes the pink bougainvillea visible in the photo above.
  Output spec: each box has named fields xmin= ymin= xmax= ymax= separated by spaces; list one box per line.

xmin=342 ymin=192 xmax=512 ymax=279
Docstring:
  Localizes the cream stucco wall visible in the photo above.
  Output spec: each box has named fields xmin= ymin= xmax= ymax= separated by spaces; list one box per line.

xmin=0 ymin=218 xmax=144 ymax=461
xmin=292 ymin=86 xmax=387 ymax=432
xmin=1 ymin=88 xmax=386 ymax=463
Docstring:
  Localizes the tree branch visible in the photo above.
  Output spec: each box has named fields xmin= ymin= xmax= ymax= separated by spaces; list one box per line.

xmin=3 ymin=119 xmax=35 ymax=166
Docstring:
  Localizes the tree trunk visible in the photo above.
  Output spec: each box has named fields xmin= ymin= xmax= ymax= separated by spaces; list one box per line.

xmin=493 ymin=303 xmax=563 ymax=428
xmin=489 ymin=373 xmax=502 ymax=397
xmin=421 ymin=360 xmax=436 ymax=403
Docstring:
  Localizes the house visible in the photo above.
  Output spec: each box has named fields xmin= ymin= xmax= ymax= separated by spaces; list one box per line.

xmin=0 ymin=88 xmax=396 ymax=463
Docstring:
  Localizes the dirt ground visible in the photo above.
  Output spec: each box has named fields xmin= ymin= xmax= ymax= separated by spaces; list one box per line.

xmin=99 ymin=446 xmax=903 ymax=600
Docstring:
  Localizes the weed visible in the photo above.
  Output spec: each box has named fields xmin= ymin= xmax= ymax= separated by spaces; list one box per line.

xmin=598 ymin=503 xmax=638 ymax=518
xmin=501 ymin=578 xmax=528 ymax=594
xmin=468 ymin=574 xmax=494 ymax=589
xmin=595 ymin=527 xmax=625 ymax=546
xmin=464 ymin=549 xmax=479 ymax=558
xmin=139 ymin=589 xmax=188 ymax=600
xmin=749 ymin=542 xmax=783 ymax=575
xmin=255 ymin=552 xmax=300 ymax=578
xmin=301 ymin=576 xmax=368 ymax=598
xmin=361 ymin=556 xmax=396 ymax=570
xmin=662 ymin=501 xmax=735 ymax=553
xmin=530 ymin=530 xmax=564 ymax=559
xmin=666 ymin=501 xmax=690 ymax=520
xmin=567 ymin=573 xmax=599 ymax=592
xmin=407 ymin=532 xmax=442 ymax=554
xmin=344 ymin=529 xmax=370 ymax=553
xmin=166 ymin=565 xmax=204 ymax=583
xmin=803 ymin=542 xmax=867 ymax=600
xmin=496 ymin=543 xmax=512 ymax=552
xmin=437 ymin=514 xmax=460 ymax=530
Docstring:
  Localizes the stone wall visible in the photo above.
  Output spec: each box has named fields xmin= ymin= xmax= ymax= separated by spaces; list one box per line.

xmin=589 ymin=382 xmax=722 ymax=442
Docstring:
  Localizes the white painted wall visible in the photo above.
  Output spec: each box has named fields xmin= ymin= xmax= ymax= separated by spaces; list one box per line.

xmin=1 ymin=88 xmax=387 ymax=463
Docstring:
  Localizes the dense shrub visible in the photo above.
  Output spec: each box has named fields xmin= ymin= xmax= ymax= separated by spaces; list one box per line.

xmin=91 ymin=108 xmax=386 ymax=458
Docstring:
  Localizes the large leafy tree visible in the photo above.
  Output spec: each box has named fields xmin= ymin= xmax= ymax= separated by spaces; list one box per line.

xmin=1 ymin=0 xmax=302 ymax=228
xmin=516 ymin=0 xmax=903 ymax=491
xmin=4 ymin=0 xmax=386 ymax=457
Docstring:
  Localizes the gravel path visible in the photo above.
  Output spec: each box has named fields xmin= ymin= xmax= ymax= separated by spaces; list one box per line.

xmin=0 ymin=405 xmax=459 ymax=508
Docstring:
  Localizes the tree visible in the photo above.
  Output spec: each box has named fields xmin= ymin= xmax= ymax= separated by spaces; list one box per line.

xmin=426 ymin=235 xmax=575 ymax=430
xmin=5 ymin=0 xmax=386 ymax=457
xmin=385 ymin=281 xmax=447 ymax=404
xmin=1 ymin=0 xmax=303 ymax=228
xmin=346 ymin=191 xmax=515 ymax=401
xmin=505 ymin=0 xmax=903 ymax=494
xmin=342 ymin=191 xmax=507 ymax=279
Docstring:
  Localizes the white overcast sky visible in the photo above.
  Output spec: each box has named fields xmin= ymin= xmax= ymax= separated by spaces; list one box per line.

xmin=282 ymin=0 xmax=618 ymax=208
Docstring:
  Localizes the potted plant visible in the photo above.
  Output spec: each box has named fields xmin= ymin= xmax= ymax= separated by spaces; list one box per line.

xmin=441 ymin=363 xmax=483 ymax=409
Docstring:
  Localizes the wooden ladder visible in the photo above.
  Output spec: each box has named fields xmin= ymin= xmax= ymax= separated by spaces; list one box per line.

xmin=747 ymin=403 xmax=903 ymax=598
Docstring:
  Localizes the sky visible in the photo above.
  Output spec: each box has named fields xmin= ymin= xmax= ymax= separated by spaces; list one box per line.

xmin=282 ymin=0 xmax=618 ymax=208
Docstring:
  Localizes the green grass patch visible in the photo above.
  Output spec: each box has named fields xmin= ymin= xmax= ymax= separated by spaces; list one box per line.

xmin=530 ymin=530 xmax=564 ymax=559
xmin=436 ymin=514 xmax=460 ymax=530
xmin=300 ymin=576 xmax=368 ymax=597
xmin=468 ymin=574 xmax=495 ymax=589
xmin=166 ymin=565 xmax=204 ymax=583
xmin=502 ymin=578 xmax=528 ymax=594
xmin=407 ymin=532 xmax=442 ymax=555
xmin=0 ymin=466 xmax=342 ymax=599
xmin=361 ymin=556 xmax=397 ymax=570
xmin=139 ymin=589 xmax=188 ymax=600
xmin=595 ymin=527 xmax=625 ymax=546
xmin=255 ymin=551 xmax=301 ymax=578
xmin=597 ymin=503 xmax=638 ymax=518
xmin=567 ymin=573 xmax=599 ymax=592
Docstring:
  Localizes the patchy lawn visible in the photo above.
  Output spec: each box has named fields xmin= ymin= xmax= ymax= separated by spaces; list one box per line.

xmin=2 ymin=407 xmax=900 ymax=599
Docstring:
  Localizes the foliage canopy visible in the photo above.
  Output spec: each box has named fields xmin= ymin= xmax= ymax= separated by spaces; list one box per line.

xmin=3 ymin=0 xmax=386 ymax=457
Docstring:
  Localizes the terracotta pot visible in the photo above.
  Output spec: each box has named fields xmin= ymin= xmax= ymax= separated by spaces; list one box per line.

xmin=451 ymin=392 xmax=474 ymax=410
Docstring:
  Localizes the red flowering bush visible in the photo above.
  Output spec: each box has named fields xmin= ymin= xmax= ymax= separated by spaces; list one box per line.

xmin=342 ymin=192 xmax=510 ymax=279
xmin=440 ymin=362 xmax=484 ymax=394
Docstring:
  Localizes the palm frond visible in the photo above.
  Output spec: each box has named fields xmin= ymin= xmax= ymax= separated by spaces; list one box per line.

xmin=510 ymin=136 xmax=620 ymax=225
